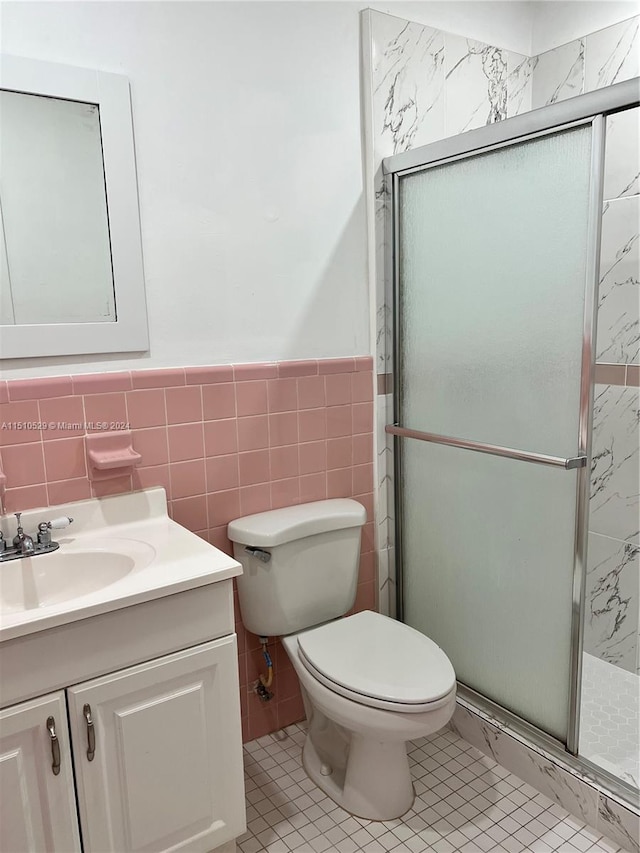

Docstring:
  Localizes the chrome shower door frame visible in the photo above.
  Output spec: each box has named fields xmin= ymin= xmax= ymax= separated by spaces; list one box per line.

xmin=382 ymin=79 xmax=640 ymax=779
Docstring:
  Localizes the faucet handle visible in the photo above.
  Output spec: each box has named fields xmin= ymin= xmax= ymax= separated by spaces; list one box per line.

xmin=37 ymin=517 xmax=73 ymax=547
xmin=42 ymin=516 xmax=74 ymax=530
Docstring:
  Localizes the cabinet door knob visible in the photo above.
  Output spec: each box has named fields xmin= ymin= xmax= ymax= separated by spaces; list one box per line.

xmin=46 ymin=716 xmax=61 ymax=776
xmin=83 ymin=704 xmax=96 ymax=761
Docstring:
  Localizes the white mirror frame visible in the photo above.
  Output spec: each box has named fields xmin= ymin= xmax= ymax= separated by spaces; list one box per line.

xmin=0 ymin=55 xmax=148 ymax=358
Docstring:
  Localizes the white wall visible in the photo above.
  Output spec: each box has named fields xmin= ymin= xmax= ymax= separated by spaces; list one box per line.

xmin=1 ymin=1 xmax=371 ymax=378
xmin=3 ymin=1 xmax=633 ymax=379
xmin=531 ymin=0 xmax=640 ymax=53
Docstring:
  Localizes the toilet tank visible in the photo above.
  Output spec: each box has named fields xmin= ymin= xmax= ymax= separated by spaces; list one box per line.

xmin=227 ymin=499 xmax=366 ymax=637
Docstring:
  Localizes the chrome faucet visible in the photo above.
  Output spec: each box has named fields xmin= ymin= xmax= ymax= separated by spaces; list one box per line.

xmin=12 ymin=513 xmax=35 ymax=556
xmin=0 ymin=512 xmax=73 ymax=563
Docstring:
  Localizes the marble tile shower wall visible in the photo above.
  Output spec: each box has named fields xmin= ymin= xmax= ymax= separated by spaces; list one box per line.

xmin=363 ymin=9 xmax=537 ymax=616
xmin=0 ymin=358 xmax=375 ymax=742
xmin=533 ymin=20 xmax=639 ymax=675
xmin=588 ymin=379 xmax=639 ymax=676
xmin=366 ymin=11 xmax=509 ymax=616
xmin=364 ymin=15 xmax=639 ymax=844
xmin=590 ymin=127 xmax=638 ymax=674
xmin=363 ymin=11 xmax=640 ymax=644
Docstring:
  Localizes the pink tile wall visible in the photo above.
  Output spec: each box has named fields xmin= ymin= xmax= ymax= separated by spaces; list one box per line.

xmin=0 ymin=357 xmax=375 ymax=742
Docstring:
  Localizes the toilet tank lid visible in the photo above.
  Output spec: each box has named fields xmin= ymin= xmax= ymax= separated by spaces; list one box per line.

xmin=227 ymin=499 xmax=366 ymax=547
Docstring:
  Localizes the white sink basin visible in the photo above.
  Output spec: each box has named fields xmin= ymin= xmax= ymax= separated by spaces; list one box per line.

xmin=0 ymin=538 xmax=156 ymax=613
xmin=0 ymin=488 xmax=242 ymax=642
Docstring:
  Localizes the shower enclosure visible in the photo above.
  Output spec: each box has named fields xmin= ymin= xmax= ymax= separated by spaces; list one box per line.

xmin=382 ymin=78 xmax=639 ymax=803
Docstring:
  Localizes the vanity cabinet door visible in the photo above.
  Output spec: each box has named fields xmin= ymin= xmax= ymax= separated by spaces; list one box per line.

xmin=67 ymin=636 xmax=245 ymax=853
xmin=0 ymin=691 xmax=82 ymax=853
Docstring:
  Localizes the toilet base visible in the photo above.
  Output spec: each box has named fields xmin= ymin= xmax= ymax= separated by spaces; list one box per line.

xmin=302 ymin=707 xmax=415 ymax=821
xmin=282 ymin=631 xmax=456 ymax=822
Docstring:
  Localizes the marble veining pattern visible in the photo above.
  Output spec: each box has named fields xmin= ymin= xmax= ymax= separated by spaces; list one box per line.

xmin=584 ymin=533 xmax=640 ymax=673
xmin=365 ymin=13 xmax=640 ymax=808
xmin=368 ymin=10 xmax=540 ymax=401
xmin=598 ymin=796 xmax=640 ymax=853
xmin=375 ymin=392 xmax=395 ymax=618
xmin=451 ymin=705 xmax=600 ymax=830
xmin=385 ymin=548 xmax=396 ymax=620
xmin=374 ymin=283 xmax=391 ymax=374
xmin=372 ymin=374 xmax=395 ymax=618
xmin=372 ymin=14 xmax=445 ymax=155
xmin=444 ymin=34 xmax=507 ymax=135
xmin=580 ymin=652 xmax=640 ymax=788
xmin=506 ymin=53 xmax=534 ymax=117
xmin=585 ymin=17 xmax=640 ymax=91
xmin=597 ymin=198 xmax=640 ymax=365
xmin=590 ymin=384 xmax=640 ymax=545
xmin=604 ymin=109 xmax=640 ymax=200
xmin=532 ymin=39 xmax=585 ymax=108
xmin=451 ymin=703 xmax=639 ymax=852
xmin=375 ymin=397 xmax=392 ymax=534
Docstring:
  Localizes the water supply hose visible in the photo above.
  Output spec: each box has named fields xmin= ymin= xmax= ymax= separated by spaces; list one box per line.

xmin=259 ymin=640 xmax=274 ymax=688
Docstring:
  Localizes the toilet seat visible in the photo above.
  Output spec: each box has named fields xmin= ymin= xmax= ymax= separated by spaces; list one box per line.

xmin=295 ymin=610 xmax=456 ymax=713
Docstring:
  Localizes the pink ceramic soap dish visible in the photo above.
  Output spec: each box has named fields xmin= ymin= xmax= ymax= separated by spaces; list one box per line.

xmin=86 ymin=431 xmax=142 ymax=481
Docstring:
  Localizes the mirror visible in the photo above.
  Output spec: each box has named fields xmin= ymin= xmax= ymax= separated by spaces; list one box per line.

xmin=0 ymin=55 xmax=148 ymax=358
xmin=1 ymin=91 xmax=115 ymax=325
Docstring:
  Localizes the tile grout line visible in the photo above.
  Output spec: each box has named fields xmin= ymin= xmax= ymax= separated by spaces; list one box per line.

xmin=238 ymin=723 xmax=630 ymax=853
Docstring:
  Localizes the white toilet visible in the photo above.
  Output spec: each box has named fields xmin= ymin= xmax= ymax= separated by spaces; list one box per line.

xmin=228 ymin=499 xmax=456 ymax=821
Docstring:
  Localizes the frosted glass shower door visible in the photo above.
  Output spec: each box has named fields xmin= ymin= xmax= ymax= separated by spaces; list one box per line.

xmin=395 ymin=124 xmax=597 ymax=744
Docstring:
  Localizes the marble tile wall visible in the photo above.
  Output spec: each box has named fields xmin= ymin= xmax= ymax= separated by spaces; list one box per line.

xmin=362 ymin=9 xmax=533 ymax=615
xmin=529 ymin=16 xmax=638 ymax=676
xmin=362 ymin=7 xmax=640 ymax=834
xmin=531 ymin=17 xmax=639 ymax=109
xmin=587 ymin=92 xmax=639 ymax=675
xmin=588 ymin=382 xmax=639 ymax=674
xmin=598 ymin=195 xmax=639 ymax=366
xmin=363 ymin=8 xmax=640 ymax=658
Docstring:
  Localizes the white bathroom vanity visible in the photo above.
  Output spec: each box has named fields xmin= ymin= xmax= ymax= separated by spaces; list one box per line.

xmin=0 ymin=487 xmax=246 ymax=853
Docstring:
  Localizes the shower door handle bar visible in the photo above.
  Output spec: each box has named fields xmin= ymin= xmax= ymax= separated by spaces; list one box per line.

xmin=385 ymin=425 xmax=586 ymax=470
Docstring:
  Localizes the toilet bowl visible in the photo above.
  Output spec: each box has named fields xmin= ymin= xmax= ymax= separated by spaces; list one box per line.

xmin=282 ymin=611 xmax=456 ymax=820
xmin=227 ymin=499 xmax=457 ymax=821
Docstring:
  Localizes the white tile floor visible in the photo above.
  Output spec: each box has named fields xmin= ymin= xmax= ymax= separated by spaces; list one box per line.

xmin=239 ymin=724 xmax=631 ymax=853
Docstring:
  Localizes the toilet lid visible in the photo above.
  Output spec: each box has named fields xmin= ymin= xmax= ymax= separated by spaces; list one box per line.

xmin=296 ymin=610 xmax=456 ymax=706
